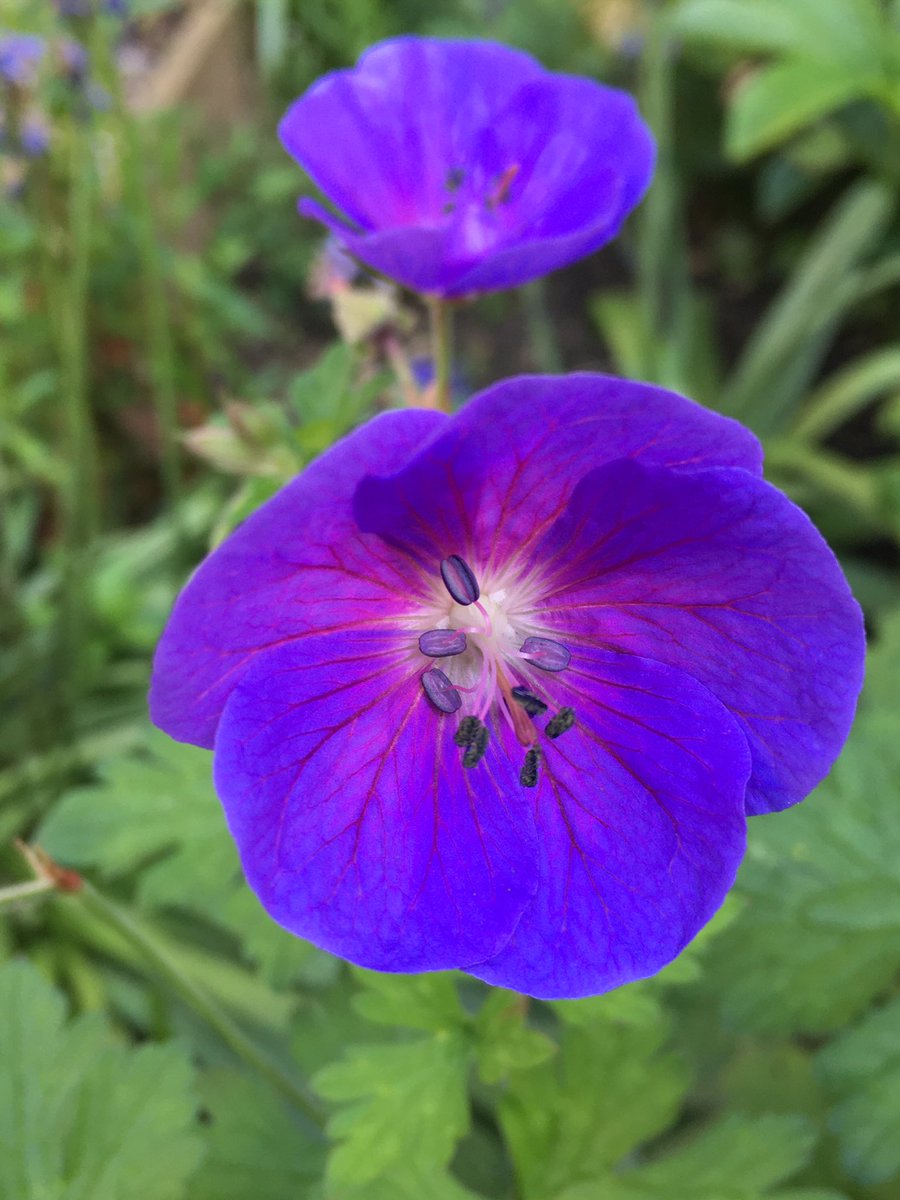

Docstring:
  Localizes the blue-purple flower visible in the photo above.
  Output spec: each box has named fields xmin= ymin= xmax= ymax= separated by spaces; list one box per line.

xmin=150 ymin=376 xmax=864 ymax=999
xmin=279 ymin=37 xmax=655 ymax=297
xmin=0 ymin=33 xmax=45 ymax=87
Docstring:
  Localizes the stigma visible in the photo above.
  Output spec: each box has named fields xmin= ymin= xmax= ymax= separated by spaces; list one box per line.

xmin=417 ymin=554 xmax=575 ymax=784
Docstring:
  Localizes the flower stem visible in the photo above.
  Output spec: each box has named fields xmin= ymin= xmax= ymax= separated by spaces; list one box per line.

xmin=428 ymin=296 xmax=454 ymax=412
xmin=58 ymin=120 xmax=100 ymax=718
xmin=0 ymin=879 xmax=55 ymax=911
xmin=70 ymin=880 xmax=326 ymax=1131
xmin=93 ymin=17 xmax=183 ymax=524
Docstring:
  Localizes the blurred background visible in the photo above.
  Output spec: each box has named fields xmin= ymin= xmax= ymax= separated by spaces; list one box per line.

xmin=1 ymin=1 xmax=899 ymax=1198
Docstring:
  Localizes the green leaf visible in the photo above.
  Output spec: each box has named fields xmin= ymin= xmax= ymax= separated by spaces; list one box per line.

xmin=0 ymin=959 xmax=203 ymax=1200
xmin=727 ymin=60 xmax=878 ymax=162
xmin=38 ymin=728 xmax=327 ymax=987
xmin=672 ymin=0 xmax=885 ymax=65
xmin=670 ymin=0 xmax=815 ymax=55
xmin=555 ymin=1114 xmax=831 ymax=1200
xmin=724 ymin=180 xmax=893 ymax=428
xmin=500 ymin=1012 xmax=688 ymax=1198
xmin=700 ymin=634 xmax=900 ymax=1034
xmin=190 ymin=1070 xmax=324 ymax=1200
xmin=314 ymin=1033 xmax=471 ymax=1187
xmin=324 ymin=1165 xmax=483 ymax=1200
xmin=818 ymin=997 xmax=900 ymax=1185
xmin=474 ymin=990 xmax=556 ymax=1084
xmin=793 ymin=347 xmax=900 ymax=442
xmin=351 ymin=968 xmax=466 ymax=1032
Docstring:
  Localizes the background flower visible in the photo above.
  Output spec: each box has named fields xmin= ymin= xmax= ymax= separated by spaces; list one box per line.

xmin=0 ymin=33 xmax=45 ymax=88
xmin=279 ymin=36 xmax=655 ymax=297
xmin=151 ymin=375 xmax=863 ymax=999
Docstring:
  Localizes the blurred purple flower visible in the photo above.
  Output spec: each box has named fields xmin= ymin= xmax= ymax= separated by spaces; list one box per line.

xmin=279 ymin=37 xmax=655 ymax=297
xmin=55 ymin=0 xmax=127 ymax=16
xmin=58 ymin=38 xmax=88 ymax=82
xmin=20 ymin=113 xmax=49 ymax=156
xmin=150 ymin=376 xmax=864 ymax=998
xmin=0 ymin=33 xmax=45 ymax=87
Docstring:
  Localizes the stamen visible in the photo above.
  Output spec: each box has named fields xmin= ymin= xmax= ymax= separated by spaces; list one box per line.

xmin=546 ymin=707 xmax=576 ymax=739
xmin=421 ymin=668 xmax=462 ymax=714
xmin=419 ymin=629 xmax=467 ymax=658
xmin=488 ymin=163 xmax=520 ymax=208
xmin=520 ymin=636 xmax=571 ymax=672
xmin=462 ymin=723 xmax=489 ymax=769
xmin=440 ymin=555 xmax=480 ymax=605
xmin=454 ymin=716 xmax=483 ymax=746
xmin=510 ymin=686 xmax=548 ymax=717
xmin=446 ymin=167 xmax=465 ymax=192
xmin=519 ymin=747 xmax=540 ymax=788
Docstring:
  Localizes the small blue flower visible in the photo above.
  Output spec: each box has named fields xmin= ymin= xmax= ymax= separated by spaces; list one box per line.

xmin=280 ymin=37 xmax=655 ymax=297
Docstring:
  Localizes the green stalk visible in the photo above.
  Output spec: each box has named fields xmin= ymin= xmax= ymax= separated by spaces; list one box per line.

xmin=428 ymin=297 xmax=454 ymax=412
xmin=70 ymin=881 xmax=325 ymax=1130
xmin=521 ymin=281 xmax=563 ymax=374
xmin=93 ymin=18 xmax=182 ymax=520
xmin=0 ymin=879 xmax=55 ymax=911
xmin=57 ymin=121 xmax=100 ymax=716
xmin=637 ymin=6 xmax=679 ymax=343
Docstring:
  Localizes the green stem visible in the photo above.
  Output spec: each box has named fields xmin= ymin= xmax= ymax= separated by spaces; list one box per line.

xmin=96 ymin=20 xmax=182 ymax=521
xmin=0 ymin=879 xmax=55 ymax=911
xmin=637 ymin=8 xmax=678 ymax=341
xmin=70 ymin=882 xmax=325 ymax=1131
xmin=57 ymin=121 xmax=100 ymax=717
xmin=521 ymin=281 xmax=563 ymax=374
xmin=428 ymin=297 xmax=454 ymax=412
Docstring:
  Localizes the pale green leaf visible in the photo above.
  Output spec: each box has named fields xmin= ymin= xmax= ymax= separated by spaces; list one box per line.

xmin=324 ymin=1165 xmax=483 ymax=1200
xmin=38 ymin=728 xmax=325 ymax=985
xmin=351 ymin=968 xmax=466 ymax=1032
xmin=555 ymin=1115 xmax=833 ymax=1200
xmin=500 ymin=1015 xmax=687 ymax=1198
xmin=670 ymin=0 xmax=816 ymax=55
xmin=0 ymin=959 xmax=203 ymax=1200
xmin=727 ymin=61 xmax=878 ymax=162
xmin=315 ymin=1034 xmax=471 ymax=1187
xmin=474 ymin=990 xmax=556 ymax=1084
xmin=672 ymin=0 xmax=885 ymax=64
xmin=701 ymin=635 xmax=900 ymax=1034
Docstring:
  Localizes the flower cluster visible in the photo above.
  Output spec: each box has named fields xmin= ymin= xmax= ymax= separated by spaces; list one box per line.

xmin=152 ymin=37 xmax=865 ymax=999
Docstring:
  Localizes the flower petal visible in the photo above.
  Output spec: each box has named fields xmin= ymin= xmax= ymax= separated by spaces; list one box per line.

xmin=354 ymin=374 xmax=763 ymax=571
xmin=533 ymin=459 xmax=865 ymax=815
xmin=468 ymin=645 xmax=749 ymax=999
xmin=213 ymin=634 xmax=539 ymax=971
xmin=150 ymin=408 xmax=447 ymax=749
xmin=279 ymin=37 xmax=544 ymax=233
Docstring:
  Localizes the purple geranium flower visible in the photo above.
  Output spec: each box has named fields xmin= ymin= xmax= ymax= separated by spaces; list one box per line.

xmin=0 ymin=33 xmax=45 ymax=87
xmin=150 ymin=376 xmax=864 ymax=999
xmin=279 ymin=37 xmax=655 ymax=297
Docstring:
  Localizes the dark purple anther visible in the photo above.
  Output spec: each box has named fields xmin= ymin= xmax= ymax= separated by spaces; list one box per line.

xmin=418 ymin=629 xmax=467 ymax=658
xmin=421 ymin=668 xmax=462 ymax=714
xmin=520 ymin=636 xmax=571 ymax=672
xmin=440 ymin=555 xmax=480 ymax=606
